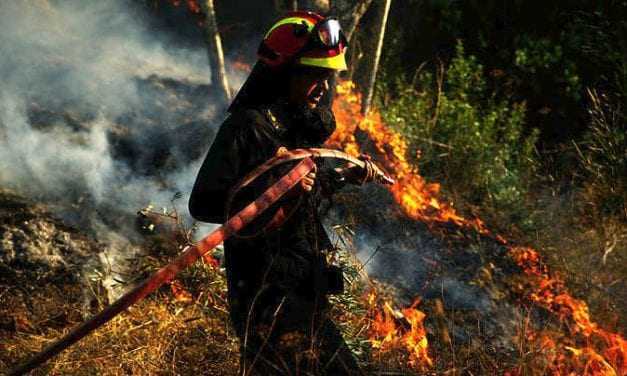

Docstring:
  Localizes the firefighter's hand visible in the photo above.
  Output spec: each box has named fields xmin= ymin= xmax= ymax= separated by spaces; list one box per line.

xmin=300 ymin=164 xmax=317 ymax=192
xmin=340 ymin=154 xmax=373 ymax=185
xmin=341 ymin=154 xmax=394 ymax=185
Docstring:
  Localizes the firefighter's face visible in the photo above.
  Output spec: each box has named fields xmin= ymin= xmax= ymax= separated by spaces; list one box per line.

xmin=288 ymin=67 xmax=334 ymax=109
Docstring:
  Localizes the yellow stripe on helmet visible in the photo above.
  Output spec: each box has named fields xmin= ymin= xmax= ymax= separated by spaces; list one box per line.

xmin=264 ymin=17 xmax=314 ymax=39
xmin=298 ymin=51 xmax=348 ymax=71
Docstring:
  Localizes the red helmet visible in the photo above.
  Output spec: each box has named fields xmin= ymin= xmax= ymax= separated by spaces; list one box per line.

xmin=258 ymin=11 xmax=348 ymax=71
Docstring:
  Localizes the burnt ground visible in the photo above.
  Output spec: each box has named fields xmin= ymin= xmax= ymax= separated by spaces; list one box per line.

xmin=326 ymin=184 xmax=625 ymax=373
xmin=0 ymin=188 xmax=239 ymax=375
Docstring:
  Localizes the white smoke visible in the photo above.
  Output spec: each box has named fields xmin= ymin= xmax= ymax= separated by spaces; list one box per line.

xmin=0 ymin=97 xmax=114 ymax=203
xmin=0 ymin=1 xmax=211 ymax=109
xmin=0 ymin=0 xmax=215 ymax=221
xmin=324 ymin=184 xmax=523 ymax=350
xmin=0 ymin=0 xmax=234 ymax=297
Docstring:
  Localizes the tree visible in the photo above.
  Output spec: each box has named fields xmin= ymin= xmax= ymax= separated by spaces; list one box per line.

xmin=361 ymin=0 xmax=391 ymax=115
xmin=202 ymin=0 xmax=231 ymax=104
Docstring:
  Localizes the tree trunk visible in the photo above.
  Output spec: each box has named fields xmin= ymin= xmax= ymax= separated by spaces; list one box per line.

xmin=361 ymin=0 xmax=391 ymax=116
xmin=342 ymin=0 xmax=373 ymax=43
xmin=203 ymin=0 xmax=231 ymax=104
xmin=339 ymin=0 xmax=373 ymax=90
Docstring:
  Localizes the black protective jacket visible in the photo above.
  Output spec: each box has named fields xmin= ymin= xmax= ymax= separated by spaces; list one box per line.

xmin=189 ymin=100 xmax=345 ymax=330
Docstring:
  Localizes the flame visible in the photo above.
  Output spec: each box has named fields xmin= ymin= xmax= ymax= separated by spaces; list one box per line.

xmin=165 ymin=0 xmax=205 ymax=26
xmin=511 ymin=246 xmax=626 ymax=375
xmin=167 ymin=0 xmax=202 ymax=14
xmin=232 ymin=60 xmax=252 ymax=74
xmin=170 ymin=279 xmax=193 ymax=303
xmin=329 ymin=82 xmax=488 ymax=234
xmin=367 ymin=291 xmax=433 ymax=369
xmin=184 ymin=0 xmax=201 ymax=14
xmin=329 ymin=81 xmax=626 ymax=374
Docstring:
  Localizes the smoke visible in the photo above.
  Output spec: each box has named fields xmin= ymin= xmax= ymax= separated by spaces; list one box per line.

xmin=0 ymin=2 xmax=533 ymax=354
xmin=0 ymin=0 xmax=218 ymax=221
xmin=325 ymin=184 xmax=522 ymax=350
xmin=0 ymin=0 xmax=240 ymax=295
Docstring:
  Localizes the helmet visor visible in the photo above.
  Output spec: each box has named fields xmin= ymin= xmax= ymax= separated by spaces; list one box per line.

xmin=316 ymin=18 xmax=344 ymax=48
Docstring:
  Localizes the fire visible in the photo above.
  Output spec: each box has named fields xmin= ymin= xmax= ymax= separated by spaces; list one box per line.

xmin=231 ymin=60 xmax=252 ymax=73
xmin=329 ymin=81 xmax=626 ymax=374
xmin=184 ymin=0 xmax=201 ymax=14
xmin=329 ymin=82 xmax=488 ymax=234
xmin=167 ymin=0 xmax=202 ymax=14
xmin=170 ymin=279 xmax=193 ymax=303
xmin=511 ymin=246 xmax=626 ymax=375
xmin=367 ymin=291 xmax=433 ymax=369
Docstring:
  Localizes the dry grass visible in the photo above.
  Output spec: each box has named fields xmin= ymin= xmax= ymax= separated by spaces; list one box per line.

xmin=0 ymin=222 xmax=424 ymax=375
xmin=2 ymin=190 xmax=624 ymax=375
xmin=1 ymin=256 xmax=240 ymax=375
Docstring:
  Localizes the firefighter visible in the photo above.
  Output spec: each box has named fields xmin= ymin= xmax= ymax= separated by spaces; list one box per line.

xmin=189 ymin=11 xmax=373 ymax=375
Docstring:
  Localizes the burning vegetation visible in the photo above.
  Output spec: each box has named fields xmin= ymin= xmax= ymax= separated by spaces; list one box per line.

xmin=1 ymin=1 xmax=625 ymax=375
xmin=0 ymin=57 xmax=624 ymax=376
xmin=328 ymin=81 xmax=626 ymax=375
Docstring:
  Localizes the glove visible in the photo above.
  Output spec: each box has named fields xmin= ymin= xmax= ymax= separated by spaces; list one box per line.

xmin=341 ymin=154 xmax=385 ymax=185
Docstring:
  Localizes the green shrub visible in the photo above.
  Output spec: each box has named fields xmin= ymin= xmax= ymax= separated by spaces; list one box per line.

xmin=378 ymin=41 xmax=539 ymax=228
xmin=514 ymin=36 xmax=581 ymax=101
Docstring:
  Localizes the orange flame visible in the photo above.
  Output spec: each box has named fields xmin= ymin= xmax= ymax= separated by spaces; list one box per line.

xmin=170 ymin=279 xmax=193 ymax=303
xmin=329 ymin=82 xmax=488 ymax=234
xmin=232 ymin=60 xmax=252 ymax=74
xmin=329 ymin=81 xmax=626 ymax=374
xmin=511 ymin=246 xmax=626 ymax=375
xmin=367 ymin=291 xmax=433 ymax=369
xmin=167 ymin=0 xmax=202 ymax=14
xmin=165 ymin=0 xmax=205 ymax=26
xmin=185 ymin=0 xmax=201 ymax=14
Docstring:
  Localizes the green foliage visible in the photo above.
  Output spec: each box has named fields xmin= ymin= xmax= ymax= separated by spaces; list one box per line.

xmin=378 ymin=1 xmax=627 ymax=150
xmin=378 ymin=42 xmax=538 ymax=227
xmin=565 ymin=9 xmax=627 ymax=101
xmin=514 ymin=37 xmax=581 ymax=100
xmin=371 ymin=0 xmax=627 ymax=336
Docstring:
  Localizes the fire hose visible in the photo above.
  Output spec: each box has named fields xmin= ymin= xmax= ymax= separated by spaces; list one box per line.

xmin=10 ymin=148 xmax=393 ymax=375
